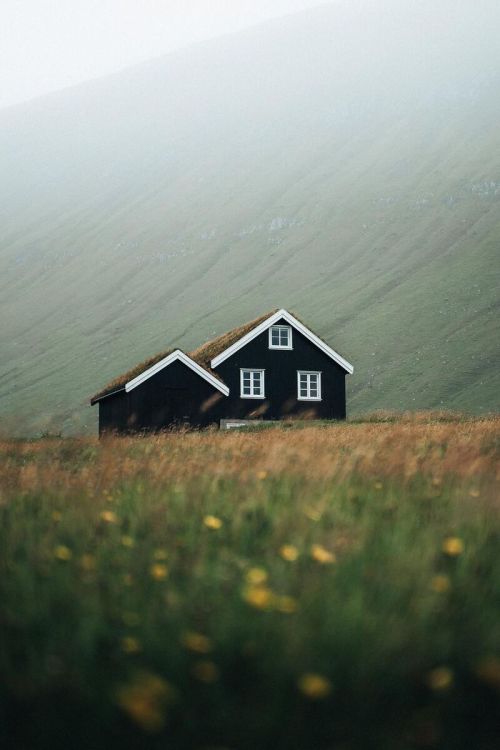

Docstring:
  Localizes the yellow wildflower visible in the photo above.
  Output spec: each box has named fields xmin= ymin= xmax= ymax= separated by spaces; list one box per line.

xmin=426 ymin=667 xmax=454 ymax=691
xmin=374 ymin=481 xmax=383 ymax=490
xmin=203 ymin=515 xmax=223 ymax=530
xmin=181 ymin=631 xmax=213 ymax=654
xmin=280 ymin=544 xmax=299 ymax=562
xmin=311 ymin=544 xmax=336 ymax=565
xmin=476 ymin=656 xmax=500 ymax=688
xmin=469 ymin=488 xmax=480 ymax=498
xmin=431 ymin=574 xmax=451 ymax=593
xmin=242 ymin=585 xmax=273 ymax=610
xmin=121 ymin=636 xmax=142 ymax=654
xmin=100 ymin=510 xmax=118 ymax=524
xmin=51 ymin=511 xmax=62 ymax=522
xmin=275 ymin=595 xmax=298 ymax=614
xmin=121 ymin=535 xmax=135 ymax=547
xmin=153 ymin=549 xmax=168 ymax=560
xmin=80 ymin=554 xmax=97 ymax=572
xmin=191 ymin=660 xmax=219 ymax=683
xmin=442 ymin=537 xmax=464 ymax=557
xmin=304 ymin=506 xmax=322 ymax=522
xmin=246 ymin=567 xmax=268 ymax=585
xmin=257 ymin=470 xmax=268 ymax=480
xmin=150 ymin=563 xmax=168 ymax=580
xmin=298 ymin=673 xmax=332 ymax=700
xmin=115 ymin=671 xmax=173 ymax=733
xmin=54 ymin=545 xmax=72 ymax=561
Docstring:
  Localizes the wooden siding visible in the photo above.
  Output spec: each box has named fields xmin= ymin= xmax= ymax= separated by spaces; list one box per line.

xmin=98 ymin=317 xmax=347 ymax=433
xmin=214 ymin=317 xmax=346 ymax=421
xmin=98 ymin=359 xmax=225 ymax=434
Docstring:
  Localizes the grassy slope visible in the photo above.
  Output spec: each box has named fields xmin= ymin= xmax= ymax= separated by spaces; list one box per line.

xmin=1 ymin=421 xmax=499 ymax=749
xmin=0 ymin=0 xmax=499 ymax=435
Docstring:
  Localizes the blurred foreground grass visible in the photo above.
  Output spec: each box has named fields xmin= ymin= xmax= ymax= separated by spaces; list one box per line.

xmin=0 ymin=419 xmax=499 ymax=749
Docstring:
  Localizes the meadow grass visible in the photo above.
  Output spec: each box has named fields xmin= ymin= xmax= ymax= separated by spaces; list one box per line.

xmin=0 ymin=419 xmax=499 ymax=749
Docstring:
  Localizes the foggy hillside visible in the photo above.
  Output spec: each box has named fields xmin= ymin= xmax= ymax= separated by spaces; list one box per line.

xmin=1 ymin=0 xmax=499 ymax=434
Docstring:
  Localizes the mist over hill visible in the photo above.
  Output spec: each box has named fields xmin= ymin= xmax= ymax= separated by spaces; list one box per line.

xmin=1 ymin=0 xmax=499 ymax=434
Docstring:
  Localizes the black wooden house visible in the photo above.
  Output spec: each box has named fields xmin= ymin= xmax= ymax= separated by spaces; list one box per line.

xmin=90 ymin=309 xmax=353 ymax=433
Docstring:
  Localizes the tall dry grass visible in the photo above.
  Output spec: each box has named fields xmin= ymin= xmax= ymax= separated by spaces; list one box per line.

xmin=1 ymin=419 xmax=498 ymax=500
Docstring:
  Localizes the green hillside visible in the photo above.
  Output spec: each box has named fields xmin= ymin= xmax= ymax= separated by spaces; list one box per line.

xmin=1 ymin=0 xmax=499 ymax=435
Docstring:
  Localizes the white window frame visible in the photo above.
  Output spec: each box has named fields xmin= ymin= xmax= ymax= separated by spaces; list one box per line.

xmin=240 ymin=369 xmax=265 ymax=399
xmin=297 ymin=371 xmax=322 ymax=401
xmin=268 ymin=325 xmax=293 ymax=350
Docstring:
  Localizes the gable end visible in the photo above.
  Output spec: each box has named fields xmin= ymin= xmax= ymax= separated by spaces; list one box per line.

xmin=125 ymin=350 xmax=229 ymax=396
xmin=210 ymin=309 xmax=354 ymax=374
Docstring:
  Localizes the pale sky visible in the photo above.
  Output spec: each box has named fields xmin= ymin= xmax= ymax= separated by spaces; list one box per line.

xmin=0 ymin=0 xmax=335 ymax=109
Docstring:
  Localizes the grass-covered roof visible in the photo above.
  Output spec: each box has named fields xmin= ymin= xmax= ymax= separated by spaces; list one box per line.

xmin=189 ymin=309 xmax=279 ymax=369
xmin=90 ymin=349 xmax=175 ymax=404
xmin=90 ymin=310 xmax=278 ymax=403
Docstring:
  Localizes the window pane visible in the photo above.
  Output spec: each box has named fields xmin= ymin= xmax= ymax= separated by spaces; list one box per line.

xmin=298 ymin=372 xmax=321 ymax=399
xmin=271 ymin=326 xmax=290 ymax=347
xmin=242 ymin=370 xmax=264 ymax=396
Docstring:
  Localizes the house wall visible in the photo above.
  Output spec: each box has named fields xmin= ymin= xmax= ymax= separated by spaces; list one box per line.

xmin=98 ymin=319 xmax=348 ymax=433
xmin=98 ymin=359 xmax=225 ymax=433
xmin=214 ymin=318 xmax=347 ymax=421
xmin=98 ymin=391 xmax=129 ymax=435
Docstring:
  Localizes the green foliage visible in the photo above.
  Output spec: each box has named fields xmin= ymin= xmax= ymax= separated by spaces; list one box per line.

xmin=0 ymin=429 xmax=499 ymax=749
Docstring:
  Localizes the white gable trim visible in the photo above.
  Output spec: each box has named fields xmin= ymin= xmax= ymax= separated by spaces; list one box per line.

xmin=210 ymin=309 xmax=354 ymax=374
xmin=125 ymin=350 xmax=229 ymax=396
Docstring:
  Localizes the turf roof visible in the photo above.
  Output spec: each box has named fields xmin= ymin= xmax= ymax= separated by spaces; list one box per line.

xmin=90 ymin=348 xmax=175 ymax=404
xmin=90 ymin=309 xmax=278 ymax=403
xmin=189 ymin=309 xmax=279 ymax=369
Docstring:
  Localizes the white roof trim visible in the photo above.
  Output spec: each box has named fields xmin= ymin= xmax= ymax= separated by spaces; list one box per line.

xmin=125 ymin=350 xmax=229 ymax=396
xmin=210 ymin=309 xmax=354 ymax=374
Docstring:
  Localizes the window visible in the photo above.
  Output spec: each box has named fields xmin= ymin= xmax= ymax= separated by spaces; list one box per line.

xmin=297 ymin=371 xmax=322 ymax=401
xmin=269 ymin=325 xmax=292 ymax=349
xmin=240 ymin=369 xmax=265 ymax=398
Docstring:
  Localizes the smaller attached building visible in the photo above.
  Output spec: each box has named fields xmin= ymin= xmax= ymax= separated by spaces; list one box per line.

xmin=90 ymin=309 xmax=353 ymax=433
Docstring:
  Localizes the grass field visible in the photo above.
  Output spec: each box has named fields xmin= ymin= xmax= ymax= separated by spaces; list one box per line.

xmin=1 ymin=417 xmax=499 ymax=749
